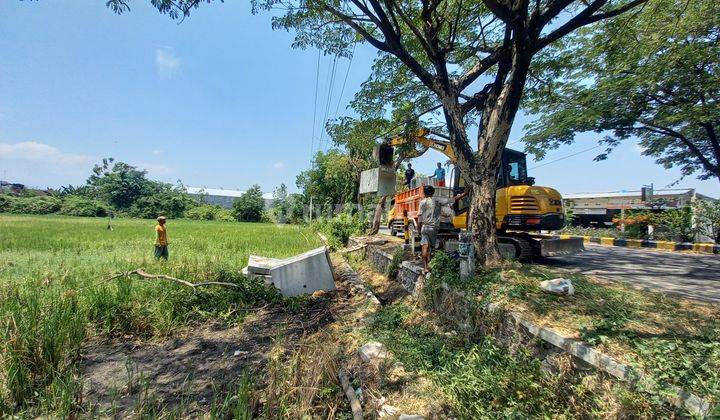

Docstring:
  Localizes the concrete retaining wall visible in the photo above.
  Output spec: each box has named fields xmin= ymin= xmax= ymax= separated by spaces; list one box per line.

xmin=348 ymin=238 xmax=425 ymax=293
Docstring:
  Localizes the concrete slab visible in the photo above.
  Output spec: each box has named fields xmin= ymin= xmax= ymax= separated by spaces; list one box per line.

xmin=241 ymin=266 xmax=273 ymax=285
xmin=247 ymin=255 xmax=284 ymax=275
xmin=268 ymin=247 xmax=336 ymax=297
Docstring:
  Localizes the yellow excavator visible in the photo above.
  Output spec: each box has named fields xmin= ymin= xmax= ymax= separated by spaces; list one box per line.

xmin=383 ymin=129 xmax=583 ymax=260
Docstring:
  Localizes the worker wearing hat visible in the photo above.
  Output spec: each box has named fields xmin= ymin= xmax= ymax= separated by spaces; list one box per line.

xmin=154 ymin=216 xmax=169 ymax=260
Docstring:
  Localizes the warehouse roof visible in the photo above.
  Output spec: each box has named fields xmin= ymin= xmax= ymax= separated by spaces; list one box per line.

xmin=564 ymin=188 xmax=714 ymax=201
xmin=185 ymin=186 xmax=274 ymax=200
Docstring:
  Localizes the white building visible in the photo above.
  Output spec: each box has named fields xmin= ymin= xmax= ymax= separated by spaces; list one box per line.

xmin=563 ymin=188 xmax=715 ymax=226
xmin=185 ymin=187 xmax=274 ymax=209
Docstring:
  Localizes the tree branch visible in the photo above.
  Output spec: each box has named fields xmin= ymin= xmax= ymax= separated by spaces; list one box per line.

xmin=534 ymin=0 xmax=647 ymax=51
xmin=105 ymin=269 xmax=242 ymax=289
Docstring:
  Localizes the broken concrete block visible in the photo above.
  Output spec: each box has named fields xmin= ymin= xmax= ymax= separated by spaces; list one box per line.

xmin=247 ymin=255 xmax=285 ymax=275
xmin=241 ymin=266 xmax=273 ymax=285
xmin=268 ymin=247 xmax=336 ymax=297
xmin=540 ymin=278 xmax=575 ymax=295
xmin=359 ymin=341 xmax=388 ymax=362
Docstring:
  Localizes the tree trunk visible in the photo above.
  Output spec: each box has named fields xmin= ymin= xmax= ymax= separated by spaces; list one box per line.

xmin=368 ymin=195 xmax=387 ymax=235
xmin=467 ymin=172 xmax=502 ymax=266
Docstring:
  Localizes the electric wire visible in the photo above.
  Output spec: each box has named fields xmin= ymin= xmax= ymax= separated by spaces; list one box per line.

xmin=332 ymin=43 xmax=356 ymax=121
xmin=529 ymin=144 xmax=603 ymax=170
xmin=309 ymin=48 xmax=321 ymax=161
xmin=318 ymin=54 xmax=339 ymax=151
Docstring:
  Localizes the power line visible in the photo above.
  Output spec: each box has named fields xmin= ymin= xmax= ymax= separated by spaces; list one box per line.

xmin=332 ymin=43 xmax=356 ymax=121
xmin=318 ymin=54 xmax=339 ymax=151
xmin=529 ymin=144 xmax=603 ymax=170
xmin=309 ymin=48 xmax=321 ymax=161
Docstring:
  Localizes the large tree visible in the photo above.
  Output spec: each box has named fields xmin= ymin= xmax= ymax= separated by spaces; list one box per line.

xmin=109 ymin=0 xmax=646 ymax=266
xmin=523 ymin=0 xmax=720 ymax=184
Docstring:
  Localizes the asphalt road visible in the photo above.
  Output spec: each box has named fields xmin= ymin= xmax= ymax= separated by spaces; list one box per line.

xmin=540 ymin=244 xmax=720 ymax=303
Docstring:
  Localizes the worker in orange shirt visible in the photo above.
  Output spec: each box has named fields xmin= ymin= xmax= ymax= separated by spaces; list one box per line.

xmin=154 ymin=216 xmax=169 ymax=260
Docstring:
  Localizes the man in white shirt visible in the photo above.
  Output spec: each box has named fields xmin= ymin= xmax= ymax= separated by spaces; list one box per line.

xmin=418 ymin=185 xmax=466 ymax=272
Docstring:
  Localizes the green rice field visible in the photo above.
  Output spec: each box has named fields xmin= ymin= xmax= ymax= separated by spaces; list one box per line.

xmin=0 ymin=214 xmax=322 ymax=416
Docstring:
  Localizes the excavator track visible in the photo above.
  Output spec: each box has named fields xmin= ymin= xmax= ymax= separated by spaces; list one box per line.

xmin=498 ymin=234 xmax=534 ymax=261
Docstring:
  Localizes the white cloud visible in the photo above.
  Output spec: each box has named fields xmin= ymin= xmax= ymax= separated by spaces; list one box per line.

xmin=151 ymin=149 xmax=163 ymax=156
xmin=273 ymin=161 xmax=285 ymax=169
xmin=0 ymin=141 xmax=90 ymax=166
xmin=155 ymin=48 xmax=180 ymax=78
xmin=634 ymin=144 xmax=645 ymax=154
xmin=137 ymin=162 xmax=172 ymax=177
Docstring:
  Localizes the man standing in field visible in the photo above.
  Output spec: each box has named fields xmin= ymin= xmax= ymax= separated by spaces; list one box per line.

xmin=154 ymin=216 xmax=169 ymax=260
xmin=418 ymin=185 xmax=465 ymax=273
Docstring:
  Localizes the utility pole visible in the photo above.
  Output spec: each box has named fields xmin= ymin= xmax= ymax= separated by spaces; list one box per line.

xmin=309 ymin=195 xmax=313 ymax=223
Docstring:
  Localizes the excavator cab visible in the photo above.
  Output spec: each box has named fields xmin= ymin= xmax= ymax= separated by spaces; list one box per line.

xmin=450 ymin=149 xmax=534 ymax=218
xmin=499 ymin=149 xmax=534 ymax=187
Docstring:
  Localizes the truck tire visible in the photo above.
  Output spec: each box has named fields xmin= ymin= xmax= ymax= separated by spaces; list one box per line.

xmin=388 ymin=222 xmax=397 ymax=236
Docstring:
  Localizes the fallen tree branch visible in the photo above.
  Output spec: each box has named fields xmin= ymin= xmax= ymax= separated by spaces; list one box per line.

xmin=338 ymin=368 xmax=363 ymax=420
xmin=104 ymin=269 xmax=241 ymax=289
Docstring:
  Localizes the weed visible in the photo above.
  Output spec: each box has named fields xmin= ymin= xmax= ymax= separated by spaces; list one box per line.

xmin=209 ymin=374 xmax=256 ymax=420
xmin=364 ymin=302 xmax=673 ymax=418
xmin=384 ymin=247 xmax=404 ymax=280
xmin=429 ymin=251 xmax=720 ymax=405
xmin=0 ymin=214 xmax=321 ymax=416
xmin=262 ymin=332 xmax=341 ymax=418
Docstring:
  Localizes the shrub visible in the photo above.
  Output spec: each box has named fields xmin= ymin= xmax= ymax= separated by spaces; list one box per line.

xmin=650 ymin=207 xmax=695 ymax=242
xmin=315 ymin=212 xmax=367 ymax=249
xmin=8 ymin=196 xmax=61 ymax=215
xmin=385 ymin=247 xmax=405 ymax=280
xmin=126 ymin=188 xmax=196 ymax=219
xmin=186 ymin=205 xmax=219 ymax=220
xmin=0 ymin=195 xmax=13 ymax=212
xmin=612 ymin=211 xmax=651 ymax=239
xmin=232 ymin=185 xmax=265 ymax=222
xmin=58 ymin=196 xmax=108 ymax=217
xmin=186 ymin=205 xmax=235 ymax=222
xmin=694 ymin=200 xmax=720 ymax=243
xmin=215 ymin=208 xmax=236 ymax=222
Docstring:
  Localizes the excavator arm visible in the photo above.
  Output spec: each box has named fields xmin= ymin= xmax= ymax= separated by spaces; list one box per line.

xmin=386 ymin=129 xmax=457 ymax=162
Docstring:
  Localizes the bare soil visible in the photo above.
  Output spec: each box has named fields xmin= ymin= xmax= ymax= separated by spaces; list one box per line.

xmin=79 ymin=300 xmax=334 ymax=417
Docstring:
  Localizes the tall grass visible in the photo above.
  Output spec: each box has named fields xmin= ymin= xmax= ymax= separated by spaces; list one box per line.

xmin=0 ymin=214 xmax=321 ymax=416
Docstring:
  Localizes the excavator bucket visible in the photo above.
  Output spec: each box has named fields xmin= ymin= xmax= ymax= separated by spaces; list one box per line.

xmin=536 ymin=237 xmax=585 ymax=257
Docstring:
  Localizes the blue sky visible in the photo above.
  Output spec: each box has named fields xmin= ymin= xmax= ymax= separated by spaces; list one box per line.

xmin=1 ymin=1 xmax=718 ymax=198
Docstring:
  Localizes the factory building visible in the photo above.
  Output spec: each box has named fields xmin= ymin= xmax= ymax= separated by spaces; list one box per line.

xmin=563 ymin=188 xmax=715 ymax=226
xmin=185 ymin=187 xmax=274 ymax=209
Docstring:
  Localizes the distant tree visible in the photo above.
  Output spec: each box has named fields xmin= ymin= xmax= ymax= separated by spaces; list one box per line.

xmin=523 ymin=0 xmax=720 ymax=183
xmin=271 ymin=183 xmax=290 ymax=223
xmin=296 ymin=150 xmax=362 ymax=210
xmin=87 ymin=158 xmax=155 ymax=210
xmin=233 ymin=185 xmax=266 ymax=222
xmin=286 ymin=193 xmax=307 ymax=224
